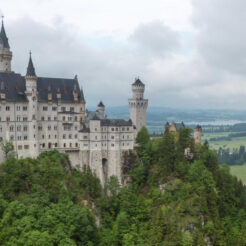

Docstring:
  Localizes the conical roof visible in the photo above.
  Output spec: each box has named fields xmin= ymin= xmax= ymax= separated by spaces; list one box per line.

xmin=98 ymin=101 xmax=105 ymax=107
xmin=132 ymin=78 xmax=144 ymax=86
xmin=0 ymin=20 xmax=10 ymax=49
xmin=26 ymin=52 xmax=36 ymax=77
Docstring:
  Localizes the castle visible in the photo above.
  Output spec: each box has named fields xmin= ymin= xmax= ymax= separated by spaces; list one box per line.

xmin=0 ymin=20 xmax=148 ymax=185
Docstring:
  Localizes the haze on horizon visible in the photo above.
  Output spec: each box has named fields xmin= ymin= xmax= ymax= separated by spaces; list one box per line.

xmin=0 ymin=0 xmax=245 ymax=109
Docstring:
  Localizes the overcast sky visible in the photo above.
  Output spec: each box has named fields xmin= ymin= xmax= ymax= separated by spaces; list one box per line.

xmin=0 ymin=0 xmax=245 ymax=109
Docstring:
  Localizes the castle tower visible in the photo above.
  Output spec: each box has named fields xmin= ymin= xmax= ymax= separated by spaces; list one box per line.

xmin=25 ymin=52 xmax=39 ymax=157
xmin=128 ymin=78 xmax=148 ymax=133
xmin=0 ymin=18 xmax=12 ymax=72
xmin=194 ymin=125 xmax=202 ymax=144
xmin=97 ymin=101 xmax=105 ymax=119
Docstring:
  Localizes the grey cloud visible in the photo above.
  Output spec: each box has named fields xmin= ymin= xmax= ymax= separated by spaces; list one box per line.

xmin=129 ymin=21 xmax=180 ymax=57
xmin=192 ymin=0 xmax=246 ymax=75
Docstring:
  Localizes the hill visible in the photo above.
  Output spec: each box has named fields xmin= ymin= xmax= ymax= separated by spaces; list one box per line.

xmin=1 ymin=128 xmax=246 ymax=245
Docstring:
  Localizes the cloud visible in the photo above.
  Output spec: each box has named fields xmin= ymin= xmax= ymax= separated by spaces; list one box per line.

xmin=129 ymin=21 xmax=180 ymax=57
xmin=2 ymin=1 xmax=246 ymax=110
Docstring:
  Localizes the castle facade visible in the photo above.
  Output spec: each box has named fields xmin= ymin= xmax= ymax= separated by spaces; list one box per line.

xmin=0 ymin=20 xmax=148 ymax=185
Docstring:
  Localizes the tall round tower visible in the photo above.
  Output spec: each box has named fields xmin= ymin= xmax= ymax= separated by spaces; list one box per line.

xmin=128 ymin=78 xmax=148 ymax=133
xmin=97 ymin=101 xmax=105 ymax=119
xmin=0 ymin=19 xmax=12 ymax=72
xmin=194 ymin=125 xmax=202 ymax=144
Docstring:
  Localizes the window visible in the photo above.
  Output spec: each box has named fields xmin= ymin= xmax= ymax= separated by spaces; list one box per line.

xmin=23 ymin=126 xmax=28 ymax=131
xmin=62 ymin=107 xmax=66 ymax=112
xmin=43 ymin=106 xmax=48 ymax=111
xmin=52 ymin=107 xmax=57 ymax=111
xmin=9 ymin=126 xmax=14 ymax=132
xmin=111 ymin=136 xmax=114 ymax=139
xmin=10 ymin=135 xmax=14 ymax=141
xmin=70 ymin=107 xmax=74 ymax=112
xmin=63 ymin=134 xmax=66 ymax=139
xmin=54 ymin=126 xmax=57 ymax=130
xmin=64 ymin=143 xmax=66 ymax=147
xmin=75 ymin=134 xmax=77 ymax=139
xmin=95 ymin=136 xmax=97 ymax=140
xmin=122 ymin=127 xmax=125 ymax=131
xmin=0 ymin=117 xmax=1 ymax=122
xmin=38 ymin=126 xmax=42 ymax=131
xmin=18 ymin=145 xmax=22 ymax=150
xmin=69 ymin=143 xmax=72 ymax=147
xmin=83 ymin=136 xmax=87 ymax=139
xmin=42 ymin=135 xmax=45 ymax=139
xmin=75 ymin=143 xmax=78 ymax=147
xmin=32 ymin=115 xmax=36 ymax=120
xmin=68 ymin=116 xmax=72 ymax=121
xmin=23 ymin=106 xmax=27 ymax=111
xmin=24 ymin=145 xmax=29 ymax=149
xmin=111 ymin=128 xmax=114 ymax=131
xmin=127 ymin=128 xmax=129 ymax=131
xmin=23 ymin=117 xmax=28 ymax=121
xmin=42 ymin=143 xmax=45 ymax=148
xmin=55 ymin=143 xmax=58 ymax=147
xmin=48 ymin=135 xmax=51 ymax=139
xmin=24 ymin=136 xmax=28 ymax=140
xmin=48 ymin=125 xmax=51 ymax=130
xmin=63 ymin=116 xmax=66 ymax=121
xmin=75 ymin=116 xmax=77 ymax=121
xmin=116 ymin=128 xmax=118 ymax=131
xmin=17 ymin=136 xmax=21 ymax=140
xmin=54 ymin=116 xmax=57 ymax=121
xmin=111 ymin=143 xmax=114 ymax=147
xmin=69 ymin=134 xmax=72 ymax=139
xmin=16 ymin=106 xmax=21 ymax=111
xmin=0 ymin=126 xmax=2 ymax=132
xmin=48 ymin=116 xmax=51 ymax=121
xmin=17 ymin=116 xmax=21 ymax=121
xmin=6 ymin=116 xmax=10 ymax=122
xmin=6 ymin=106 xmax=10 ymax=111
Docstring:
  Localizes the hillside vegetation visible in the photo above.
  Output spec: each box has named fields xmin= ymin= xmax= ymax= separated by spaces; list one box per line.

xmin=0 ymin=127 xmax=246 ymax=245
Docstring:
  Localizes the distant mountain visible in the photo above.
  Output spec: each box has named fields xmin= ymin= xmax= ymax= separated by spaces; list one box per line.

xmin=87 ymin=106 xmax=246 ymax=134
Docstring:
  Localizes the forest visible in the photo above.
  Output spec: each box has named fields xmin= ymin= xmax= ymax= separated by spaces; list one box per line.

xmin=0 ymin=127 xmax=246 ymax=245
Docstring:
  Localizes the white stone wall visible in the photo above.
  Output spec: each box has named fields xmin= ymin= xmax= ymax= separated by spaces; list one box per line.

xmin=0 ymin=45 xmax=12 ymax=72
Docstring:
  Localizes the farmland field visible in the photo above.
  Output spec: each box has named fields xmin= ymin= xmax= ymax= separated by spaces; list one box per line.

xmin=203 ymin=132 xmax=246 ymax=151
xmin=230 ymin=164 xmax=246 ymax=185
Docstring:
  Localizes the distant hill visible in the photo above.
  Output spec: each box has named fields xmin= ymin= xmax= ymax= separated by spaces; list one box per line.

xmin=86 ymin=106 xmax=246 ymax=133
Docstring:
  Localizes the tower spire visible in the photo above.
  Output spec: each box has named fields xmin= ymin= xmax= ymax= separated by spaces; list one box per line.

xmin=26 ymin=51 xmax=36 ymax=77
xmin=0 ymin=16 xmax=10 ymax=49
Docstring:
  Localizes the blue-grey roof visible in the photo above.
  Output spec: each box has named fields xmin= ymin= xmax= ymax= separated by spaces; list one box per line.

xmin=98 ymin=101 xmax=105 ymax=107
xmin=0 ymin=72 xmax=84 ymax=103
xmin=0 ymin=72 xmax=27 ymax=102
xmin=87 ymin=111 xmax=98 ymax=120
xmin=26 ymin=54 xmax=36 ymax=77
xmin=101 ymin=119 xmax=132 ymax=127
xmin=132 ymin=78 xmax=144 ymax=86
xmin=0 ymin=21 xmax=10 ymax=49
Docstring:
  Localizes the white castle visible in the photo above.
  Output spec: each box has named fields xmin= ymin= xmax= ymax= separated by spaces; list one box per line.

xmin=0 ymin=20 xmax=148 ymax=185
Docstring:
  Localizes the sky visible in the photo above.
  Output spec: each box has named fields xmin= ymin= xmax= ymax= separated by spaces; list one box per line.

xmin=0 ymin=0 xmax=245 ymax=109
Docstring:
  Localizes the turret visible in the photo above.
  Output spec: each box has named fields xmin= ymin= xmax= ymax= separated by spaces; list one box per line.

xmin=0 ymin=18 xmax=12 ymax=72
xmin=128 ymin=78 xmax=148 ymax=134
xmin=25 ymin=52 xmax=37 ymax=95
xmin=97 ymin=101 xmax=105 ymax=119
xmin=194 ymin=125 xmax=202 ymax=144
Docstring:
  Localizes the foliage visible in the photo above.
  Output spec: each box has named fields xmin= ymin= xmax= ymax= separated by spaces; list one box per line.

xmin=0 ymin=139 xmax=15 ymax=160
xmin=1 ymin=130 xmax=246 ymax=245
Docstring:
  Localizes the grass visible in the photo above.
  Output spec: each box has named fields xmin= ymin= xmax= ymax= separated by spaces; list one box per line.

xmin=203 ymin=132 xmax=246 ymax=151
xmin=230 ymin=164 xmax=246 ymax=185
